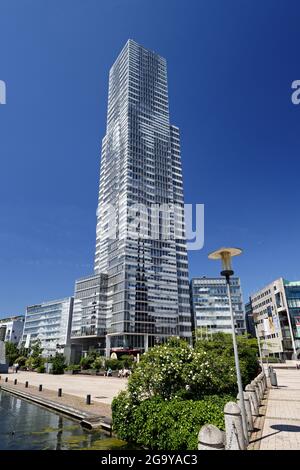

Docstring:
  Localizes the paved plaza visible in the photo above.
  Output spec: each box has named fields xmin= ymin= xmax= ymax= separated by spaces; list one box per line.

xmin=258 ymin=367 xmax=300 ymax=450
xmin=0 ymin=371 xmax=127 ymax=405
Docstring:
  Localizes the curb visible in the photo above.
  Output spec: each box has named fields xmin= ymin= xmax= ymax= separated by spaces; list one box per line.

xmin=0 ymin=384 xmax=112 ymax=433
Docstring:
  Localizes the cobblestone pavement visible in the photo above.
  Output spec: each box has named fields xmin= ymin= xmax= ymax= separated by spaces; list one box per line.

xmin=0 ymin=371 xmax=127 ymax=405
xmin=259 ymin=367 xmax=300 ymax=450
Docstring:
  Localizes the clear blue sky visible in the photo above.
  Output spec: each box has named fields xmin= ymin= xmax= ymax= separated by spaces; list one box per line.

xmin=1 ymin=0 xmax=300 ymax=317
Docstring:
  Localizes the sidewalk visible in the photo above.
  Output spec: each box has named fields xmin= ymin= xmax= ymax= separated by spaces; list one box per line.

xmin=256 ymin=367 xmax=300 ymax=450
xmin=0 ymin=371 xmax=127 ymax=405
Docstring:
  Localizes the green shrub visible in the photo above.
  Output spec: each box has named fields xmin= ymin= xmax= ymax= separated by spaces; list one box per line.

xmin=91 ymin=357 xmax=104 ymax=371
xmin=105 ymin=358 xmax=123 ymax=370
xmin=111 ymin=334 xmax=258 ymax=450
xmin=51 ymin=353 xmax=65 ymax=375
xmin=112 ymin=392 xmax=232 ymax=450
xmin=36 ymin=365 xmax=45 ymax=373
xmin=119 ymin=355 xmax=134 ymax=368
xmin=80 ymin=352 xmax=100 ymax=370
xmin=15 ymin=356 xmax=27 ymax=367
xmin=5 ymin=342 xmax=19 ymax=366
xmin=25 ymin=355 xmax=44 ymax=371
xmin=66 ymin=364 xmax=81 ymax=371
xmin=25 ymin=357 xmax=34 ymax=371
xmin=125 ymin=335 xmax=259 ymax=404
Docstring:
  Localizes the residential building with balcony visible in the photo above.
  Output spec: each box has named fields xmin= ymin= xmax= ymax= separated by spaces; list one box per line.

xmin=22 ymin=298 xmax=73 ymax=358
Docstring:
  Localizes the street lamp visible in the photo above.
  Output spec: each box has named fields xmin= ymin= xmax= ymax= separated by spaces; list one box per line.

xmin=208 ymin=247 xmax=248 ymax=444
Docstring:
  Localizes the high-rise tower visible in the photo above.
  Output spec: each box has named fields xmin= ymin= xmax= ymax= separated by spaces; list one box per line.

xmin=94 ymin=40 xmax=192 ymax=352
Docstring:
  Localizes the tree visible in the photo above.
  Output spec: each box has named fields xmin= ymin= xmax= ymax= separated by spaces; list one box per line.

xmin=194 ymin=332 xmax=259 ymax=387
xmin=5 ymin=341 xmax=19 ymax=366
xmin=80 ymin=350 xmax=100 ymax=370
xmin=28 ymin=339 xmax=44 ymax=370
xmin=51 ymin=353 xmax=66 ymax=375
xmin=30 ymin=340 xmax=43 ymax=358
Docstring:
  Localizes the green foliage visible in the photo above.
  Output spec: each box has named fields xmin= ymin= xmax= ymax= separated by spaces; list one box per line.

xmin=25 ymin=355 xmax=45 ymax=371
xmin=51 ymin=353 xmax=65 ymax=375
xmin=5 ymin=341 xmax=19 ymax=366
xmin=15 ymin=356 xmax=27 ymax=367
xmin=112 ymin=334 xmax=259 ymax=450
xmin=105 ymin=358 xmax=123 ymax=370
xmin=91 ymin=357 xmax=104 ymax=371
xmin=66 ymin=364 xmax=81 ymax=371
xmin=125 ymin=334 xmax=259 ymax=404
xmin=119 ymin=355 xmax=134 ymax=368
xmin=30 ymin=340 xmax=43 ymax=358
xmin=112 ymin=392 xmax=231 ymax=450
xmin=36 ymin=364 xmax=45 ymax=373
xmin=25 ymin=357 xmax=34 ymax=370
xmin=80 ymin=351 xmax=100 ymax=370
xmin=195 ymin=332 xmax=259 ymax=388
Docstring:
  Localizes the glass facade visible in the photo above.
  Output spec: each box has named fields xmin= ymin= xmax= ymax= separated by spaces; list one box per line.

xmin=284 ymin=280 xmax=300 ymax=351
xmin=22 ymin=298 xmax=73 ymax=357
xmin=70 ymin=274 xmax=108 ymax=352
xmin=190 ymin=277 xmax=246 ymax=335
xmin=94 ymin=40 xmax=192 ymax=351
xmin=245 ymin=300 xmax=256 ymax=337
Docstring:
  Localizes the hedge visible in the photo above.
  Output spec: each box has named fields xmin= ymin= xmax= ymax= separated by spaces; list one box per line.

xmin=112 ymin=392 xmax=233 ymax=450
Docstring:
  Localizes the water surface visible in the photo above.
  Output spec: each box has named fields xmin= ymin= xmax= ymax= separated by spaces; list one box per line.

xmin=0 ymin=390 xmax=130 ymax=450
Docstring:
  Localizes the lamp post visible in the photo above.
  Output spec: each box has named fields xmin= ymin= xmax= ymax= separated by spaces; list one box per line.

xmin=208 ymin=247 xmax=248 ymax=444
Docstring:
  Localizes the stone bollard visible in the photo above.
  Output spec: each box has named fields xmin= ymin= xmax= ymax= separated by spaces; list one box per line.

xmin=14 ymin=379 xmax=17 ymax=385
xmin=86 ymin=394 xmax=91 ymax=405
xmin=245 ymin=384 xmax=259 ymax=417
xmin=5 ymin=377 xmax=8 ymax=382
xmin=255 ymin=378 xmax=262 ymax=398
xmin=237 ymin=392 xmax=254 ymax=434
xmin=25 ymin=381 xmax=29 ymax=388
xmin=198 ymin=424 xmax=225 ymax=450
xmin=255 ymin=377 xmax=263 ymax=399
xmin=58 ymin=388 xmax=62 ymax=397
xmin=224 ymin=402 xmax=246 ymax=450
xmin=262 ymin=372 xmax=267 ymax=390
xmin=39 ymin=384 xmax=42 ymax=392
xmin=251 ymin=380 xmax=261 ymax=405
xmin=258 ymin=373 xmax=265 ymax=393
xmin=258 ymin=375 xmax=265 ymax=395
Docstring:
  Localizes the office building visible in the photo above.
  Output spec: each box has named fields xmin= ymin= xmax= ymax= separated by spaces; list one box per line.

xmin=250 ymin=278 xmax=300 ymax=359
xmin=22 ymin=297 xmax=73 ymax=358
xmin=70 ymin=274 xmax=108 ymax=361
xmin=245 ymin=300 xmax=256 ymax=338
xmin=0 ymin=315 xmax=25 ymax=344
xmin=190 ymin=277 xmax=246 ymax=335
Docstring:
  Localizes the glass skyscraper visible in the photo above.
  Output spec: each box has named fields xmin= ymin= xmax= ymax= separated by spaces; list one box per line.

xmin=94 ymin=40 xmax=192 ymax=352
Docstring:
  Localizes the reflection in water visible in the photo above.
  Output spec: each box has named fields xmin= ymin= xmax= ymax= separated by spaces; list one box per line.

xmin=0 ymin=390 xmax=130 ymax=450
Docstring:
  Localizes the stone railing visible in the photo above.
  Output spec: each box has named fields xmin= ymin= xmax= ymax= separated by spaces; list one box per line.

xmin=198 ymin=371 xmax=267 ymax=450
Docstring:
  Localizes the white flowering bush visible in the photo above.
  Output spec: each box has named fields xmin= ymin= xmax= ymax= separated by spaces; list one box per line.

xmin=112 ymin=334 xmax=259 ymax=449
